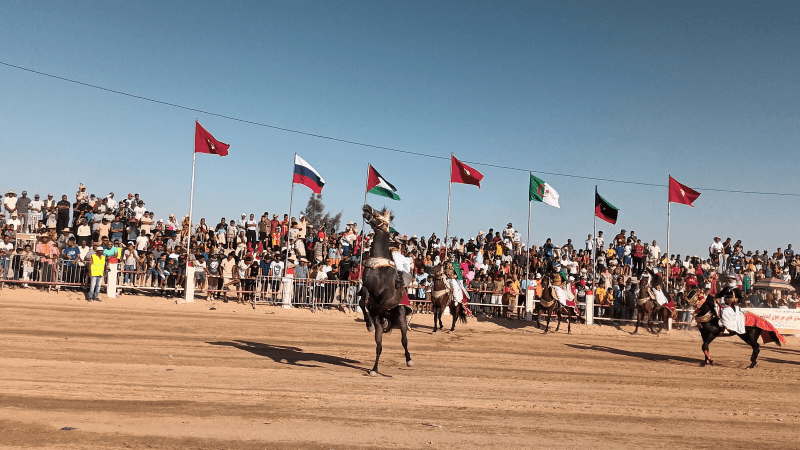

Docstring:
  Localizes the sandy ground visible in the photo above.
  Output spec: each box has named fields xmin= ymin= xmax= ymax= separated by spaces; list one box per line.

xmin=1 ymin=288 xmax=799 ymax=449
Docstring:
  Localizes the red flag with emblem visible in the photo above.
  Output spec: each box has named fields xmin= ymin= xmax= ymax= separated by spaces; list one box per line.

xmin=195 ymin=121 xmax=230 ymax=156
xmin=450 ymin=155 xmax=484 ymax=188
xmin=668 ymin=176 xmax=700 ymax=207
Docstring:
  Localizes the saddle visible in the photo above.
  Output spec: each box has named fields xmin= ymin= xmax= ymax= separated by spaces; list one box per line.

xmin=695 ymin=311 xmax=714 ymax=323
xmin=364 ymin=257 xmax=395 ymax=269
xmin=539 ymin=298 xmax=555 ymax=308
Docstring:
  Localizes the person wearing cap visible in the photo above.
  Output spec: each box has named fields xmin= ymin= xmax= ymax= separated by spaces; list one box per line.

xmin=61 ymin=237 xmax=80 ymax=282
xmin=6 ymin=212 xmax=21 ymax=232
xmin=3 ymin=190 xmax=18 ymax=222
xmin=56 ymin=227 xmax=75 ymax=252
xmin=709 ymin=236 xmax=724 ymax=272
xmin=105 ymin=193 xmax=117 ymax=213
xmin=34 ymin=234 xmax=59 ymax=283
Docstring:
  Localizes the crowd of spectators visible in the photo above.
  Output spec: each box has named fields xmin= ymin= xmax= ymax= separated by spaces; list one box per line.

xmin=2 ymin=185 xmax=798 ymax=316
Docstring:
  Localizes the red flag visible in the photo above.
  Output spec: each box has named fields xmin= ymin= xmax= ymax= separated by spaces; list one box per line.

xmin=451 ymin=155 xmax=484 ymax=188
xmin=195 ymin=121 xmax=230 ymax=156
xmin=668 ymin=176 xmax=700 ymax=207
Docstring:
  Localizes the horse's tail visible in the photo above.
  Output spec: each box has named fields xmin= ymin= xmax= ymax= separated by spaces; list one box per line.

xmin=456 ymin=304 xmax=468 ymax=324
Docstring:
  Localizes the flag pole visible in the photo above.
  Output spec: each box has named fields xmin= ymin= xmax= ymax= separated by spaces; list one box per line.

xmin=666 ymin=176 xmax=671 ymax=292
xmin=184 ymin=120 xmax=198 ymax=303
xmin=284 ymin=153 xmax=296 ymax=277
xmin=444 ymin=153 xmax=453 ymax=262
xmin=591 ymin=185 xmax=597 ymax=325
xmin=359 ymin=164 xmax=370 ymax=280
xmin=526 ymin=172 xmax=532 ymax=285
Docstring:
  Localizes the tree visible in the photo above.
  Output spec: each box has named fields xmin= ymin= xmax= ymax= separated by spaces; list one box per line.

xmin=300 ymin=193 xmax=342 ymax=233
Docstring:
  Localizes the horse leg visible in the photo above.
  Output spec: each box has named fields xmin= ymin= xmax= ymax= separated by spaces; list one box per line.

xmin=700 ymin=326 xmax=718 ymax=366
xmin=742 ymin=328 xmax=760 ymax=369
xmin=398 ymin=307 xmax=414 ymax=367
xmin=359 ymin=288 xmax=374 ymax=332
xmin=554 ymin=310 xmax=562 ymax=332
xmin=370 ymin=315 xmax=383 ymax=376
xmin=543 ymin=308 xmax=551 ymax=334
xmin=449 ymin=305 xmax=457 ymax=332
xmin=432 ymin=306 xmax=439 ymax=333
xmin=567 ymin=312 xmax=572 ymax=334
xmin=647 ymin=306 xmax=656 ymax=333
xmin=535 ymin=308 xmax=542 ymax=329
xmin=633 ymin=308 xmax=641 ymax=334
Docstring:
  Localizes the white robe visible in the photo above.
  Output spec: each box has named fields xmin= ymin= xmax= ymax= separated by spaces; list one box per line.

xmin=652 ymin=288 xmax=668 ymax=306
xmin=721 ymin=305 xmax=746 ymax=334
xmin=552 ymin=285 xmax=568 ymax=306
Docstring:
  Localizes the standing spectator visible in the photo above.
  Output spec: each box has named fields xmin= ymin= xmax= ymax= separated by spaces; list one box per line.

xmin=56 ymin=195 xmax=71 ymax=232
xmin=245 ymin=214 xmax=257 ymax=245
xmin=0 ymin=235 xmax=14 ymax=280
xmin=258 ymin=214 xmax=270 ymax=244
xmin=28 ymin=193 xmax=43 ymax=233
xmin=35 ymin=235 xmax=59 ymax=284
xmin=3 ymin=190 xmax=18 ymax=221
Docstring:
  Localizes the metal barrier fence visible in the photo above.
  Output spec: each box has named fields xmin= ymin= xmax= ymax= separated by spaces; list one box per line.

xmin=0 ymin=256 xmax=88 ymax=290
xmin=194 ymin=275 xmax=360 ymax=309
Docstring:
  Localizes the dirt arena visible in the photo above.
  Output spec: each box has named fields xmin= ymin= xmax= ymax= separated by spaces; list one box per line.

xmin=1 ymin=290 xmax=799 ymax=449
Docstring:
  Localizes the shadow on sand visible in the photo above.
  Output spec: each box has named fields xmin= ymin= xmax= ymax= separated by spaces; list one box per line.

xmin=207 ymin=340 xmax=364 ymax=371
xmin=565 ymin=343 xmax=700 ymax=365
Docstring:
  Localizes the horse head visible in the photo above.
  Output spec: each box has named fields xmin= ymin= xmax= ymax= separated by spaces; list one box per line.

xmin=362 ymin=204 xmax=392 ymax=233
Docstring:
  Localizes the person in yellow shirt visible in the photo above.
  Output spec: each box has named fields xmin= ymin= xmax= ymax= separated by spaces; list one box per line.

xmin=87 ymin=246 xmax=106 ymax=302
xmin=595 ymin=282 xmax=607 ymax=321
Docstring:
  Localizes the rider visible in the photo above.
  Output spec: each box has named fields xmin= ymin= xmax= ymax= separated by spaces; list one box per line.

xmin=391 ymin=237 xmax=414 ymax=290
xmin=444 ymin=254 xmax=471 ymax=314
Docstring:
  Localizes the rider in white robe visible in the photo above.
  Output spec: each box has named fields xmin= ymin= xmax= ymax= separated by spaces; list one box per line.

xmin=721 ymin=304 xmax=746 ymax=334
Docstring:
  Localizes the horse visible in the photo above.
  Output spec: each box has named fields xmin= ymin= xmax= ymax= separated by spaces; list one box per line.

xmin=358 ymin=205 xmax=413 ymax=376
xmin=533 ymin=275 xmax=577 ymax=333
xmin=633 ymin=270 xmax=675 ymax=334
xmin=429 ymin=263 xmax=467 ymax=333
xmin=694 ymin=283 xmax=785 ymax=369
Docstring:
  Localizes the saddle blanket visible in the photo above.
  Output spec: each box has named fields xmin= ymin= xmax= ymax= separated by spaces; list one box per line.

xmin=744 ymin=312 xmax=786 ymax=345
xmin=663 ymin=300 xmax=677 ymax=319
xmin=401 ymin=291 xmax=411 ymax=307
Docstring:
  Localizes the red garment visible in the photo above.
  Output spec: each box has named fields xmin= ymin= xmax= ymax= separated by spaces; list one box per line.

xmin=400 ymin=291 xmax=411 ymax=306
xmin=744 ymin=312 xmax=786 ymax=345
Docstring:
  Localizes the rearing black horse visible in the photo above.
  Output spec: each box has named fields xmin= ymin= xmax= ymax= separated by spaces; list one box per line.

xmin=359 ymin=205 xmax=413 ymax=376
xmin=693 ymin=285 xmax=782 ymax=369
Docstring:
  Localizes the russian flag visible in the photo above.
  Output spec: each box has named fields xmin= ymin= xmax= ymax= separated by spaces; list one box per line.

xmin=293 ymin=154 xmax=326 ymax=194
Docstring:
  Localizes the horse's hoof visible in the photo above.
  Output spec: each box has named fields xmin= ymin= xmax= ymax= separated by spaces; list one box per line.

xmin=367 ymin=325 xmax=374 ymax=332
xmin=369 ymin=370 xmax=378 ymax=377
xmin=406 ymin=360 xmax=414 ymax=367
xmin=747 ymin=362 xmax=758 ymax=369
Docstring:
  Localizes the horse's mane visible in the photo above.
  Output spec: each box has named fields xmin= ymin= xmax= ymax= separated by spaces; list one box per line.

xmin=378 ymin=207 xmax=394 ymax=224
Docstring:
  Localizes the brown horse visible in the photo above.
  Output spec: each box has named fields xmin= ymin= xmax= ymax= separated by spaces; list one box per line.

xmin=533 ymin=275 xmax=577 ymax=333
xmin=633 ymin=271 xmax=675 ymax=334
xmin=429 ymin=263 xmax=467 ymax=333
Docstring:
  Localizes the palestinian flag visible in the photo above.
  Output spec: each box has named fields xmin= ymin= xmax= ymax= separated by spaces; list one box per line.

xmin=366 ymin=165 xmax=400 ymax=200
xmin=529 ymin=174 xmax=560 ymax=208
xmin=595 ymin=191 xmax=618 ymax=224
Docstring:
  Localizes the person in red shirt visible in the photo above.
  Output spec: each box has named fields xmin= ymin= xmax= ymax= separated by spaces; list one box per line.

xmin=269 ymin=214 xmax=281 ymax=250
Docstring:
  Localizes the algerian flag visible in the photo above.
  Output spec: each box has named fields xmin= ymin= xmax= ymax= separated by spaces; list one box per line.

xmin=366 ymin=164 xmax=400 ymax=200
xmin=529 ymin=174 xmax=560 ymax=208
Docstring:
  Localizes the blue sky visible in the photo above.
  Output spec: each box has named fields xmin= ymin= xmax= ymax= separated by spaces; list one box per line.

xmin=1 ymin=0 xmax=798 ymax=256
